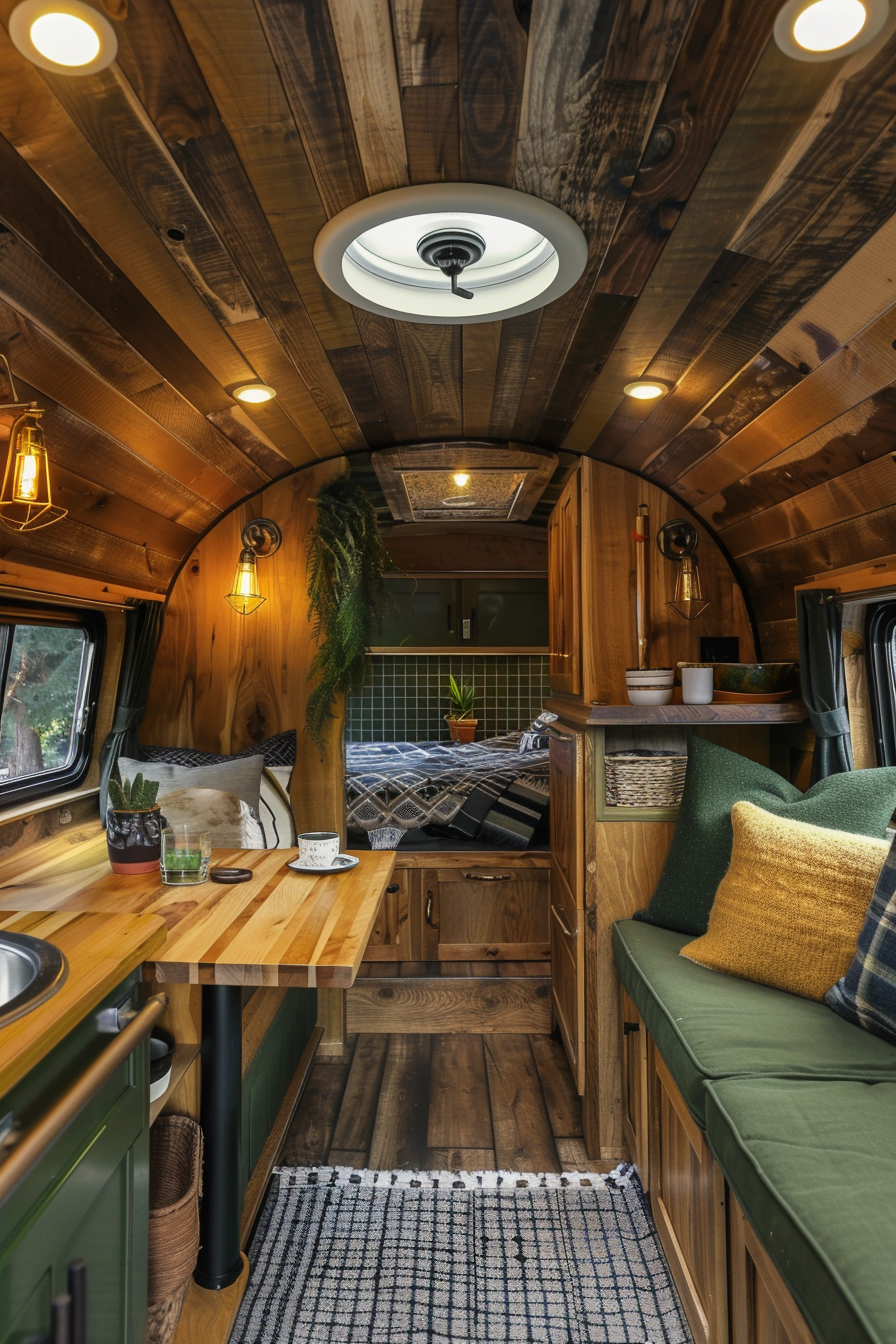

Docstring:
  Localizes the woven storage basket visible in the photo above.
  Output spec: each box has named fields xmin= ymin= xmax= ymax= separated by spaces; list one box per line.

xmin=145 ymin=1115 xmax=203 ymax=1344
xmin=605 ymin=752 xmax=688 ymax=808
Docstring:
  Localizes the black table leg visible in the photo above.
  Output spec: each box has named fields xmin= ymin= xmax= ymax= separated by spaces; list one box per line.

xmin=194 ymin=984 xmax=243 ymax=1290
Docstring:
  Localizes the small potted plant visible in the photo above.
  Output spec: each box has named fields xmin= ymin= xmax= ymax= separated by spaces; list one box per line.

xmin=445 ymin=675 xmax=478 ymax=744
xmin=106 ymin=773 xmax=164 ymax=875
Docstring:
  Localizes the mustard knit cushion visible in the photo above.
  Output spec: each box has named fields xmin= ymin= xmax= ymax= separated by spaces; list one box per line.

xmin=680 ymin=802 xmax=889 ymax=1001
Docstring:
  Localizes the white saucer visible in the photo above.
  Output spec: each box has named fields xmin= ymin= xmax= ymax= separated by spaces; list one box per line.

xmin=286 ymin=853 xmax=360 ymax=875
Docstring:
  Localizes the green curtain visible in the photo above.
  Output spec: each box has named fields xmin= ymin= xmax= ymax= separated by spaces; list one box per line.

xmin=98 ymin=599 xmax=165 ymax=816
xmin=796 ymin=588 xmax=853 ymax=782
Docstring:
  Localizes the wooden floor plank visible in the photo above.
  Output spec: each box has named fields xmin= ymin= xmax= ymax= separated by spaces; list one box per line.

xmin=428 ymin=1148 xmax=495 ymax=1170
xmin=368 ymin=1034 xmax=433 ymax=1169
xmin=329 ymin=1034 xmax=389 ymax=1157
xmin=280 ymin=1060 xmax=350 ymax=1165
xmin=427 ymin=1035 xmax=493 ymax=1150
xmin=555 ymin=1137 xmax=620 ymax=1174
xmin=484 ymin=1035 xmax=559 ymax=1173
xmin=530 ymin=1035 xmax=583 ymax=1139
xmin=328 ymin=1149 xmax=368 ymax=1168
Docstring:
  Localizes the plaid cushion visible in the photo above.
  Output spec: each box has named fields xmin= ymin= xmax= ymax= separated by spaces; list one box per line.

xmin=825 ymin=834 xmax=896 ymax=1043
xmin=519 ymin=712 xmax=558 ymax=754
xmin=140 ymin=729 xmax=296 ymax=769
xmin=480 ymin=775 xmax=550 ymax=849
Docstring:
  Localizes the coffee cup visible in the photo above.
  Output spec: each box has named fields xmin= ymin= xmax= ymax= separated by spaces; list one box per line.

xmin=296 ymin=831 xmax=341 ymax=868
xmin=681 ymin=666 xmax=714 ymax=705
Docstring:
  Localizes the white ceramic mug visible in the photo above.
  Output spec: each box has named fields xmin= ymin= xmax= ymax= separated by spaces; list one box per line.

xmin=296 ymin=831 xmax=341 ymax=868
xmin=681 ymin=666 xmax=714 ymax=704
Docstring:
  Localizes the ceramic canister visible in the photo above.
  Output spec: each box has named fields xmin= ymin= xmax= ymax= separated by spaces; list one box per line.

xmin=296 ymin=831 xmax=341 ymax=867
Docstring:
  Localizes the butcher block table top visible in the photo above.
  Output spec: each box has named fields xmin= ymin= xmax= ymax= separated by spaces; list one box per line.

xmin=0 ymin=839 xmax=396 ymax=989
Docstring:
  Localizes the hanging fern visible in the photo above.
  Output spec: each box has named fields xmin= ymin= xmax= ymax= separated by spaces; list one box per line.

xmin=306 ymin=476 xmax=394 ymax=747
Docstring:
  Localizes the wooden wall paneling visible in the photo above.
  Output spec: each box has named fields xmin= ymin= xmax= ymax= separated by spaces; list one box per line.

xmin=0 ymin=43 xmax=258 ymax=398
xmin=0 ymin=509 xmax=176 ymax=593
xmin=141 ymin=460 xmax=349 ymax=829
xmin=462 ymin=322 xmax=502 ymax=438
xmin=536 ymin=294 xmax=634 ymax=445
xmin=327 ymin=346 xmax=391 ymax=447
xmin=677 ymin=307 xmax=896 ymax=510
xmin=352 ymin=309 xmax=420 ymax=444
xmin=391 ymin=0 xmax=457 ymax=86
xmin=114 ymin=0 xmax=367 ymax=452
xmin=487 ymin=313 xmax=542 ymax=440
xmin=402 ymin=84 xmax=460 ymax=184
xmin=756 ymin=618 xmax=799 ymax=661
xmin=458 ymin=0 xmax=526 ymax=187
xmin=0 ymin=303 xmax=246 ymax=511
xmin=570 ymin=44 xmax=845 ymax=454
xmin=586 ymin=815 xmax=676 ymax=1160
xmin=327 ymin=0 xmax=409 ymax=195
xmin=395 ymin=324 xmax=462 ymax=438
xmin=0 ymin=557 xmax=165 ymax=607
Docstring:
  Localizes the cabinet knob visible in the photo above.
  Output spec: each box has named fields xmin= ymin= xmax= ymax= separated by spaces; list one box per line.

xmin=386 ymin=884 xmax=400 ymax=894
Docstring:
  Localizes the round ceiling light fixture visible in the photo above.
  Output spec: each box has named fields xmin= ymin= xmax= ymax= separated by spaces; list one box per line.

xmin=623 ymin=379 xmax=672 ymax=401
xmin=232 ymin=383 xmax=277 ymax=405
xmin=774 ymin=0 xmax=889 ymax=59
xmin=314 ymin=183 xmax=588 ymax=325
xmin=9 ymin=0 xmax=118 ymax=73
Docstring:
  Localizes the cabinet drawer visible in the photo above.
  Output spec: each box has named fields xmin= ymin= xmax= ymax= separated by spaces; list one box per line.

xmin=422 ymin=866 xmax=550 ymax=961
xmin=363 ymin=870 xmax=411 ymax=961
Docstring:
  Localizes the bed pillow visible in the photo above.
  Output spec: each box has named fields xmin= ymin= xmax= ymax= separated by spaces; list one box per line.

xmin=680 ymin=802 xmax=888 ymax=1001
xmin=119 ymin=754 xmax=264 ymax=819
xmin=139 ymin=728 xmax=296 ymax=769
xmin=826 ymin=833 xmax=896 ymax=1042
xmin=635 ymin=737 xmax=896 ymax=936
xmin=157 ymin=786 xmax=265 ymax=849
xmin=260 ymin=768 xmax=297 ymax=848
xmin=519 ymin=712 xmax=557 ymax=754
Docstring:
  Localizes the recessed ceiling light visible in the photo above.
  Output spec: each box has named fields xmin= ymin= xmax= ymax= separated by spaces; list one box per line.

xmin=314 ymin=183 xmax=588 ymax=325
xmin=774 ymin=0 xmax=888 ymax=59
xmin=9 ymin=0 xmax=118 ymax=74
xmin=453 ymin=472 xmax=470 ymax=487
xmin=623 ymin=379 xmax=671 ymax=401
xmin=232 ymin=383 xmax=277 ymax=405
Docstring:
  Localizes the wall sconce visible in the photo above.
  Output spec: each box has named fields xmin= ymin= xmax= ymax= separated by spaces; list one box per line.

xmin=0 ymin=355 xmax=66 ymax=532
xmin=657 ymin=518 xmax=710 ymax=621
xmin=225 ymin=517 xmax=282 ymax=615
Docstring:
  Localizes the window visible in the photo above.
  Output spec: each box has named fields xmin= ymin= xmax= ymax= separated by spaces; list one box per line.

xmin=0 ymin=606 xmax=104 ymax=805
xmin=866 ymin=600 xmax=896 ymax=765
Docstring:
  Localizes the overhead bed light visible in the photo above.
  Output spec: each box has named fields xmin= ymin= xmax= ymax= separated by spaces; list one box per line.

xmin=232 ymin=383 xmax=277 ymax=405
xmin=9 ymin=0 xmax=118 ymax=74
xmin=774 ymin=0 xmax=888 ymax=59
xmin=623 ymin=379 xmax=671 ymax=401
xmin=314 ymin=183 xmax=588 ymax=325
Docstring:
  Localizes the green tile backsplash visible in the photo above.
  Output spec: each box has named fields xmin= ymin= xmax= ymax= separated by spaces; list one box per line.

xmin=346 ymin=655 xmax=551 ymax=742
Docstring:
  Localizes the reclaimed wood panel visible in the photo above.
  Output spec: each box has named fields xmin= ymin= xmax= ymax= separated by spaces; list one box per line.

xmin=395 ymin=323 xmax=462 ymax=437
xmin=328 ymin=0 xmax=409 ymax=194
xmin=458 ymin=0 xmax=526 ymax=187
xmin=391 ymin=0 xmax=458 ymax=85
xmin=346 ymin=976 xmax=551 ymax=1033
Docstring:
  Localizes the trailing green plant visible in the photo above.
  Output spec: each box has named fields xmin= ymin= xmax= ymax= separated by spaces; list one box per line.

xmin=306 ymin=476 xmax=395 ymax=747
xmin=447 ymin=675 xmax=476 ymax=720
xmin=108 ymin=773 xmax=160 ymax=811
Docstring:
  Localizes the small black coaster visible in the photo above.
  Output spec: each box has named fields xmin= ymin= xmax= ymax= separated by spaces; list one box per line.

xmin=210 ymin=867 xmax=253 ymax=884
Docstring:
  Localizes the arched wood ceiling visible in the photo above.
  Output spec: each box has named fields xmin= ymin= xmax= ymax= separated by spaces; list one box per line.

xmin=0 ymin=0 xmax=895 ymax=661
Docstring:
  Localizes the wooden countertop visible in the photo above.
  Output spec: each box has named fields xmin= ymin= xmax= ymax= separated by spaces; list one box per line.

xmin=0 ymin=908 xmax=166 ymax=1095
xmin=0 ymin=840 xmax=396 ymax=989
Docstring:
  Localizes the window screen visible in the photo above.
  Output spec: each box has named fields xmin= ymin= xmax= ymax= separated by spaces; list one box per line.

xmin=0 ymin=608 xmax=104 ymax=804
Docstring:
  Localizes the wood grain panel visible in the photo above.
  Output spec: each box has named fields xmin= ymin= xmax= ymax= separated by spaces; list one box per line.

xmin=353 ymin=308 xmax=420 ymax=444
xmin=391 ymin=0 xmax=458 ymax=85
xmin=328 ymin=0 xmax=409 ymax=194
xmin=402 ymin=83 xmax=460 ymax=184
xmin=428 ymin=1034 xmax=493 ymax=1148
xmin=458 ymin=0 xmax=526 ymax=187
xmin=395 ymin=323 xmax=462 ymax=437
xmin=485 ymin=1033 xmax=558 ymax=1171
xmin=461 ymin=322 xmax=501 ymax=437
xmin=368 ymin=1034 xmax=432 ymax=1168
xmin=347 ymin=976 xmax=551 ymax=1033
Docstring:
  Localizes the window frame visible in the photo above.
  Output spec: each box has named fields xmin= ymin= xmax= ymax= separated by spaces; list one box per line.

xmin=0 ymin=603 xmax=106 ymax=808
xmin=866 ymin=599 xmax=896 ymax=766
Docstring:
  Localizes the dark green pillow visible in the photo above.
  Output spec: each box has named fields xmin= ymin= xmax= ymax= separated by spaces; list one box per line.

xmin=634 ymin=737 xmax=896 ymax=936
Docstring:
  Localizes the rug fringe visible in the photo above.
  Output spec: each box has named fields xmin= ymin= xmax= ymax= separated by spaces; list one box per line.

xmin=273 ymin=1162 xmax=635 ymax=1190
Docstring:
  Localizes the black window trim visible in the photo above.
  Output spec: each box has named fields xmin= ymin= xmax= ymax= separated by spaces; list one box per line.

xmin=0 ymin=603 xmax=106 ymax=809
xmin=866 ymin=599 xmax=896 ymax=767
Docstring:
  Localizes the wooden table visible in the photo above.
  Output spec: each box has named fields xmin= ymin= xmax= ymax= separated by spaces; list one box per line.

xmin=0 ymin=842 xmax=396 ymax=1290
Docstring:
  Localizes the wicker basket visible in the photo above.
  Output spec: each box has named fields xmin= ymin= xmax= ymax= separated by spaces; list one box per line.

xmin=605 ymin=751 xmax=688 ymax=808
xmin=145 ymin=1115 xmax=203 ymax=1344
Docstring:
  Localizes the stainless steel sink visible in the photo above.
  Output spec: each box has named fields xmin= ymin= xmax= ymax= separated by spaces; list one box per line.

xmin=0 ymin=933 xmax=68 ymax=1028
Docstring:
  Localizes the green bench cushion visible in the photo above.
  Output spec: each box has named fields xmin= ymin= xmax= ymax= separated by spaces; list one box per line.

xmin=613 ymin=919 xmax=896 ymax=1126
xmin=705 ymin=1077 xmax=896 ymax=1344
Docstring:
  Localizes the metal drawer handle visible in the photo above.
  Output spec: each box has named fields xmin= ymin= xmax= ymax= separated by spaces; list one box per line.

xmin=551 ymin=903 xmax=575 ymax=939
xmin=623 ymin=1021 xmax=640 ymax=1036
xmin=463 ymin=872 xmax=511 ymax=881
xmin=0 ymin=993 xmax=167 ymax=1208
xmin=425 ymin=890 xmax=437 ymax=928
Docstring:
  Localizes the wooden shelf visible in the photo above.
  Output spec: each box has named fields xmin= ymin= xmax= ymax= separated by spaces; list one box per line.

xmin=585 ymin=701 xmax=808 ymax=726
xmin=149 ymin=1043 xmax=200 ymax=1127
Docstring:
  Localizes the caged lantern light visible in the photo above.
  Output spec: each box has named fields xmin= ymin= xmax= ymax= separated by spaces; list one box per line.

xmin=224 ymin=517 xmax=282 ymax=616
xmin=0 ymin=355 xmax=67 ymax=532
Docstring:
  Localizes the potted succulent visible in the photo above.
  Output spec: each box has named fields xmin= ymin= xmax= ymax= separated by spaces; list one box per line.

xmin=106 ymin=773 xmax=164 ymax=875
xmin=445 ymin=675 xmax=478 ymax=744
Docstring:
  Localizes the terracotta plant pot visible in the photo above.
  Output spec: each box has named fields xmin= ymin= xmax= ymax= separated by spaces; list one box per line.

xmin=446 ymin=716 xmax=478 ymax=744
xmin=106 ymin=805 xmax=164 ymax=874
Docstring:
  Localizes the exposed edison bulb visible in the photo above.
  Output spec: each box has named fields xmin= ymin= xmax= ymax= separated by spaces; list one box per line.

xmin=453 ymin=472 xmax=470 ymax=487
xmin=225 ymin=548 xmax=265 ymax=615
xmin=14 ymin=450 xmax=40 ymax=502
xmin=29 ymin=11 xmax=100 ymax=65
xmin=793 ymin=0 xmax=867 ymax=48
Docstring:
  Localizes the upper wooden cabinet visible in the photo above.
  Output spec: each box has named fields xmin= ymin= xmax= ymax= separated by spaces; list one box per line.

xmin=547 ymin=471 xmax=582 ymax=694
xmin=547 ymin=459 xmax=755 ymax=705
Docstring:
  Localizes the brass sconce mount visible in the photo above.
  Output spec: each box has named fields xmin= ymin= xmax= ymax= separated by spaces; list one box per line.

xmin=657 ymin=518 xmax=710 ymax=621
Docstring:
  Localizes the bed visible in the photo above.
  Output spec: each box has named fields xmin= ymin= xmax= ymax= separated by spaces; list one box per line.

xmin=345 ymin=734 xmax=550 ymax=850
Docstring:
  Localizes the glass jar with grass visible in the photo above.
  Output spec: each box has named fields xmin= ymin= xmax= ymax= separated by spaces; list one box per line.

xmin=160 ymin=825 xmax=212 ymax=886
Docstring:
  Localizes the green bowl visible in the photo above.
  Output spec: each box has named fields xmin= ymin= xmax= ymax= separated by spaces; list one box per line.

xmin=712 ymin=662 xmax=798 ymax=694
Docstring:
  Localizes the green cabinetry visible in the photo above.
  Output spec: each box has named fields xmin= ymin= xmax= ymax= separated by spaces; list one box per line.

xmin=0 ymin=972 xmax=149 ymax=1344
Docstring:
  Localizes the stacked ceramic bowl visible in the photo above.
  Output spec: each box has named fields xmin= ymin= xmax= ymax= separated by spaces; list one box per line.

xmin=625 ymin=667 xmax=675 ymax=706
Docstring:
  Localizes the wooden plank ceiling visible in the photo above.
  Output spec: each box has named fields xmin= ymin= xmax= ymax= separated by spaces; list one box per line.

xmin=0 ymin=0 xmax=895 ymax=654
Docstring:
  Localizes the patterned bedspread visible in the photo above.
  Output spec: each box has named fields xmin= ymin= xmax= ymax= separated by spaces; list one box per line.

xmin=345 ymin=738 xmax=550 ymax=838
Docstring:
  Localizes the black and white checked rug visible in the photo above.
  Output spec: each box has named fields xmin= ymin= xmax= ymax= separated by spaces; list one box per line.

xmin=230 ymin=1165 xmax=692 ymax=1343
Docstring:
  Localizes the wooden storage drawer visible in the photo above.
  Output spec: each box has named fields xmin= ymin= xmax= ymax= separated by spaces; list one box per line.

xmin=421 ymin=866 xmax=550 ymax=962
xmin=550 ymin=861 xmax=584 ymax=1094
xmin=363 ymin=869 xmax=410 ymax=961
